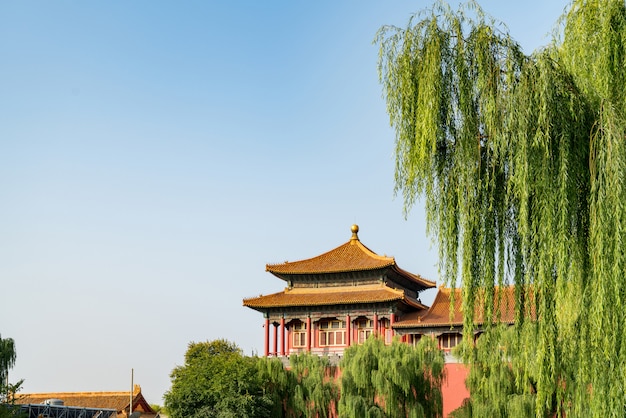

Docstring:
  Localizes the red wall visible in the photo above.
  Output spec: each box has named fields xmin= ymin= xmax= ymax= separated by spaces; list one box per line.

xmin=442 ymin=363 xmax=470 ymax=417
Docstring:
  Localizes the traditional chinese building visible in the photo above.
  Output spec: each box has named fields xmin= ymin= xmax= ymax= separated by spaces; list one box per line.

xmin=243 ymin=224 xmax=436 ymax=358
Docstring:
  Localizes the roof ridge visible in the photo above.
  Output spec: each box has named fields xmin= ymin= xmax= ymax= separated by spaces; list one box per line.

xmin=420 ymin=286 xmax=454 ymax=319
xmin=351 ymin=239 xmax=395 ymax=262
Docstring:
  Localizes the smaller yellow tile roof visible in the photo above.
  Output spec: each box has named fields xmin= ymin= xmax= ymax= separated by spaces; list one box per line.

xmin=243 ymin=283 xmax=426 ymax=310
xmin=17 ymin=384 xmax=155 ymax=415
xmin=394 ymin=286 xmax=519 ymax=328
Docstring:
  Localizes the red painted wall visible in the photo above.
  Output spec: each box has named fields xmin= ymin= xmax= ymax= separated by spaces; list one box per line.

xmin=442 ymin=363 xmax=470 ymax=417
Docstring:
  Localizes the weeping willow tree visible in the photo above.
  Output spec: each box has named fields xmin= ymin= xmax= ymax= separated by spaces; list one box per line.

xmin=289 ymin=353 xmax=339 ymax=418
xmin=451 ymin=324 xmax=540 ymax=417
xmin=256 ymin=357 xmax=298 ymax=418
xmin=0 ymin=335 xmax=16 ymax=402
xmin=376 ymin=0 xmax=626 ymax=416
xmin=339 ymin=337 xmax=444 ymax=418
xmin=0 ymin=334 xmax=23 ymax=418
xmin=256 ymin=353 xmax=339 ymax=418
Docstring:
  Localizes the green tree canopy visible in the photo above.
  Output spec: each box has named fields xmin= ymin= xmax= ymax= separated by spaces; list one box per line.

xmin=339 ymin=336 xmax=444 ymax=418
xmin=376 ymin=0 xmax=626 ymax=416
xmin=164 ymin=339 xmax=271 ymax=418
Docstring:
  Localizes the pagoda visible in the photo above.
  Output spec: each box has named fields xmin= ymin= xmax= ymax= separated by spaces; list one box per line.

xmin=243 ymin=224 xmax=435 ymax=357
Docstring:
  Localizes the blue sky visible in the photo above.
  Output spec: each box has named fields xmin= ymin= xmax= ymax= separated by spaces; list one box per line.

xmin=1 ymin=0 xmax=569 ymax=405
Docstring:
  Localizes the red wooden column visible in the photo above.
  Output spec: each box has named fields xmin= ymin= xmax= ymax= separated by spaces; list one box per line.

xmin=373 ymin=313 xmax=379 ymax=336
xmin=306 ymin=316 xmax=312 ymax=352
xmin=272 ymin=322 xmax=278 ymax=357
xmin=345 ymin=314 xmax=351 ymax=347
xmin=280 ymin=317 xmax=286 ymax=356
xmin=390 ymin=313 xmax=396 ymax=338
xmin=264 ymin=318 xmax=270 ymax=357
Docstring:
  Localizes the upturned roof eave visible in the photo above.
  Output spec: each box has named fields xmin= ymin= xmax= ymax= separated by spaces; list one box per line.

xmin=389 ymin=265 xmax=436 ymax=290
xmin=267 ymin=263 xmax=436 ymax=286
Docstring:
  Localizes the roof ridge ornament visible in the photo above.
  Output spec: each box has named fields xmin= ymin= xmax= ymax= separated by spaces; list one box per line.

xmin=350 ymin=224 xmax=359 ymax=241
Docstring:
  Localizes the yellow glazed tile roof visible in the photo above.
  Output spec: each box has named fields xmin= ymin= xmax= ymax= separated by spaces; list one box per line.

xmin=243 ymin=284 xmax=425 ymax=309
xmin=266 ymin=238 xmax=394 ymax=274
xmin=17 ymin=385 xmax=155 ymax=415
xmin=394 ymin=286 xmax=520 ymax=328
xmin=265 ymin=225 xmax=435 ymax=289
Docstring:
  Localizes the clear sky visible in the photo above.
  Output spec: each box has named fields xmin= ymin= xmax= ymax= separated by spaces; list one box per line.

xmin=1 ymin=0 xmax=570 ymax=406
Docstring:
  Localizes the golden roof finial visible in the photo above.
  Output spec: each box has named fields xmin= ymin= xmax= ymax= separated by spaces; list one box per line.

xmin=351 ymin=224 xmax=359 ymax=241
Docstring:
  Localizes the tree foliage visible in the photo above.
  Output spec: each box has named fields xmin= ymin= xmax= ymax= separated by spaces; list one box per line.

xmin=167 ymin=338 xmax=446 ymax=418
xmin=164 ymin=339 xmax=272 ymax=418
xmin=256 ymin=353 xmax=339 ymax=418
xmin=165 ymin=340 xmax=340 ymax=418
xmin=0 ymin=335 xmax=16 ymax=398
xmin=0 ymin=335 xmax=24 ymax=418
xmin=450 ymin=325 xmax=539 ymax=417
xmin=289 ymin=353 xmax=339 ymax=418
xmin=255 ymin=357 xmax=296 ymax=418
xmin=339 ymin=336 xmax=444 ymax=418
xmin=376 ymin=0 xmax=626 ymax=416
